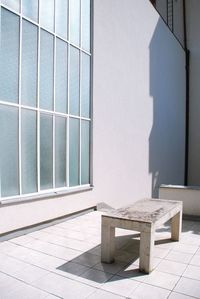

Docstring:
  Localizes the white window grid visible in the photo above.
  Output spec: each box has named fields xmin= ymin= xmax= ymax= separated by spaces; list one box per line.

xmin=0 ymin=0 xmax=93 ymax=202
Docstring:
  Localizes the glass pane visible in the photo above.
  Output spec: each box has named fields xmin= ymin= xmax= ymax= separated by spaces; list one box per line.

xmin=55 ymin=38 xmax=68 ymax=113
xmin=21 ymin=20 xmax=38 ymax=107
xmin=81 ymin=120 xmax=90 ymax=184
xmin=55 ymin=116 xmax=66 ymax=187
xmin=22 ymin=0 xmax=38 ymax=22
xmin=1 ymin=0 xmax=20 ymax=12
xmin=40 ymin=30 xmax=54 ymax=110
xmin=21 ymin=109 xmax=37 ymax=194
xmin=81 ymin=53 xmax=90 ymax=118
xmin=40 ymin=0 xmax=54 ymax=32
xmin=69 ymin=0 xmax=80 ymax=45
xmin=81 ymin=0 xmax=90 ymax=51
xmin=69 ymin=118 xmax=79 ymax=186
xmin=40 ymin=114 xmax=53 ymax=190
xmin=56 ymin=0 xmax=68 ymax=39
xmin=0 ymin=9 xmax=19 ymax=103
xmin=69 ymin=46 xmax=79 ymax=116
xmin=0 ymin=105 xmax=19 ymax=197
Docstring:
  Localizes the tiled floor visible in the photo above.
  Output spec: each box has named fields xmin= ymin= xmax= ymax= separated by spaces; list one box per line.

xmin=0 ymin=211 xmax=200 ymax=298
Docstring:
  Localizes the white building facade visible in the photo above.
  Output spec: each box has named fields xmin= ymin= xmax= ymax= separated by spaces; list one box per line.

xmin=0 ymin=0 xmax=196 ymax=234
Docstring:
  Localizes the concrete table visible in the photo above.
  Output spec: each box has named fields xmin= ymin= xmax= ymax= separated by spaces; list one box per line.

xmin=101 ymin=198 xmax=182 ymax=273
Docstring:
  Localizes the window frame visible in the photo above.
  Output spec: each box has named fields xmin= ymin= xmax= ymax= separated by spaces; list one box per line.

xmin=0 ymin=0 xmax=93 ymax=204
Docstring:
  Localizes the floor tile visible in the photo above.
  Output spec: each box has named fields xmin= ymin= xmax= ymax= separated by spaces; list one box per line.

xmin=11 ymin=264 xmax=49 ymax=284
xmin=117 ymin=263 xmax=147 ymax=282
xmin=0 ymin=241 xmax=20 ymax=254
xmin=101 ymin=275 xmax=140 ymax=297
xmin=77 ymin=268 xmax=113 ymax=287
xmin=13 ymin=249 xmax=69 ymax=273
xmin=4 ymin=245 xmax=42 ymax=264
xmin=120 ymin=240 xmax=140 ymax=254
xmin=63 ymin=239 xmax=95 ymax=252
xmin=156 ymin=260 xmax=187 ymax=276
xmin=56 ymin=261 xmax=90 ymax=276
xmin=196 ymin=248 xmax=200 ymax=255
xmin=133 ymin=257 xmax=162 ymax=268
xmin=174 ymin=277 xmax=200 ymax=298
xmin=0 ymin=272 xmax=23 ymax=291
xmin=179 ymin=236 xmax=200 ymax=246
xmin=129 ymin=282 xmax=170 ymax=299
xmin=115 ymin=249 xmax=138 ymax=263
xmin=93 ymin=261 xmax=127 ymax=274
xmin=73 ymin=252 xmax=101 ymax=267
xmin=25 ymin=239 xmax=82 ymax=261
xmin=4 ymin=283 xmax=48 ymax=299
xmin=165 ymin=251 xmax=193 ymax=264
xmin=2 ymin=214 xmax=200 ymax=298
xmin=168 ymin=292 xmax=196 ymax=299
xmin=115 ymin=228 xmax=137 ymax=237
xmin=183 ymin=265 xmax=200 ymax=281
xmin=0 ymin=255 xmax=27 ymax=276
xmin=155 ymin=240 xmax=176 ymax=250
xmin=32 ymin=272 xmax=96 ymax=299
xmin=87 ymin=289 xmax=125 ymax=299
xmin=142 ymin=270 xmax=180 ymax=290
xmin=10 ymin=235 xmax=35 ymax=245
xmin=173 ymin=243 xmax=199 ymax=254
xmin=190 ymin=254 xmax=200 ymax=267
xmin=89 ymin=245 xmax=101 ymax=256
xmin=43 ymin=226 xmax=89 ymax=242
xmin=44 ymin=295 xmax=61 ymax=299
xmin=153 ymin=247 xmax=170 ymax=258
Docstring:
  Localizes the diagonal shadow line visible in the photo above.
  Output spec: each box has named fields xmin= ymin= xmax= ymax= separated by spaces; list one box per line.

xmin=55 ymin=231 xmax=174 ymax=283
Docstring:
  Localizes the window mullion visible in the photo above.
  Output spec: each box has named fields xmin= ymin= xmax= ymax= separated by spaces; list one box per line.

xmin=79 ymin=51 xmax=82 ymax=185
xmin=66 ymin=47 xmax=70 ymax=188
xmin=53 ymin=0 xmax=56 ymax=189
xmin=18 ymin=11 xmax=22 ymax=196
xmin=79 ymin=0 xmax=82 ymax=185
xmin=37 ymin=4 xmax=41 ymax=193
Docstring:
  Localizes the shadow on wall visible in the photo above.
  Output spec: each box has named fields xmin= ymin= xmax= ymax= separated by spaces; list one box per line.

xmin=148 ymin=18 xmax=185 ymax=197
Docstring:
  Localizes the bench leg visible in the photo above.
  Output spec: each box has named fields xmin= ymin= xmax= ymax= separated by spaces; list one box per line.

xmin=101 ymin=222 xmax=115 ymax=263
xmin=139 ymin=228 xmax=154 ymax=274
xmin=171 ymin=211 xmax=182 ymax=241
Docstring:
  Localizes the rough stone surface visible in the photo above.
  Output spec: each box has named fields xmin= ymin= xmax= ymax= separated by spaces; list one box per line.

xmin=104 ymin=199 xmax=181 ymax=223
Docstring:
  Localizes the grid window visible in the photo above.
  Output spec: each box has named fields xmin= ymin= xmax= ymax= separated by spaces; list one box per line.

xmin=22 ymin=0 xmax=39 ymax=22
xmin=0 ymin=8 xmax=20 ymax=103
xmin=0 ymin=1 xmax=91 ymax=200
xmin=21 ymin=19 xmax=38 ymax=107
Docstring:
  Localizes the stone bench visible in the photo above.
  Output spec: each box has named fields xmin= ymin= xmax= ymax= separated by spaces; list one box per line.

xmin=101 ymin=198 xmax=182 ymax=273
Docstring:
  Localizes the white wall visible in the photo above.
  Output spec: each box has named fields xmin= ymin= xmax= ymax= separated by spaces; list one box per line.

xmin=93 ymin=0 xmax=186 ymax=199
xmin=159 ymin=185 xmax=200 ymax=216
xmin=0 ymin=0 xmax=186 ymax=234
xmin=186 ymin=1 xmax=200 ymax=185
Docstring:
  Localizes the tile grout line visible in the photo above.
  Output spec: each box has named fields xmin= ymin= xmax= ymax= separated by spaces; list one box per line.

xmin=167 ymin=239 xmax=200 ymax=298
xmin=0 ymin=242 xmax=117 ymax=290
xmin=0 ymin=258 xmax=108 ymax=295
xmin=0 ymin=270 xmax=62 ymax=298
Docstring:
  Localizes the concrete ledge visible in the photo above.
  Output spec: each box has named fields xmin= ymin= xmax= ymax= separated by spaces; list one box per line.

xmin=159 ymin=185 xmax=200 ymax=216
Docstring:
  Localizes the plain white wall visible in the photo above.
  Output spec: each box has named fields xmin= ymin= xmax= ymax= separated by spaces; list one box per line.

xmin=93 ymin=0 xmax=186 ymax=199
xmin=0 ymin=0 xmax=186 ymax=234
xmin=186 ymin=1 xmax=200 ymax=185
xmin=159 ymin=185 xmax=200 ymax=216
